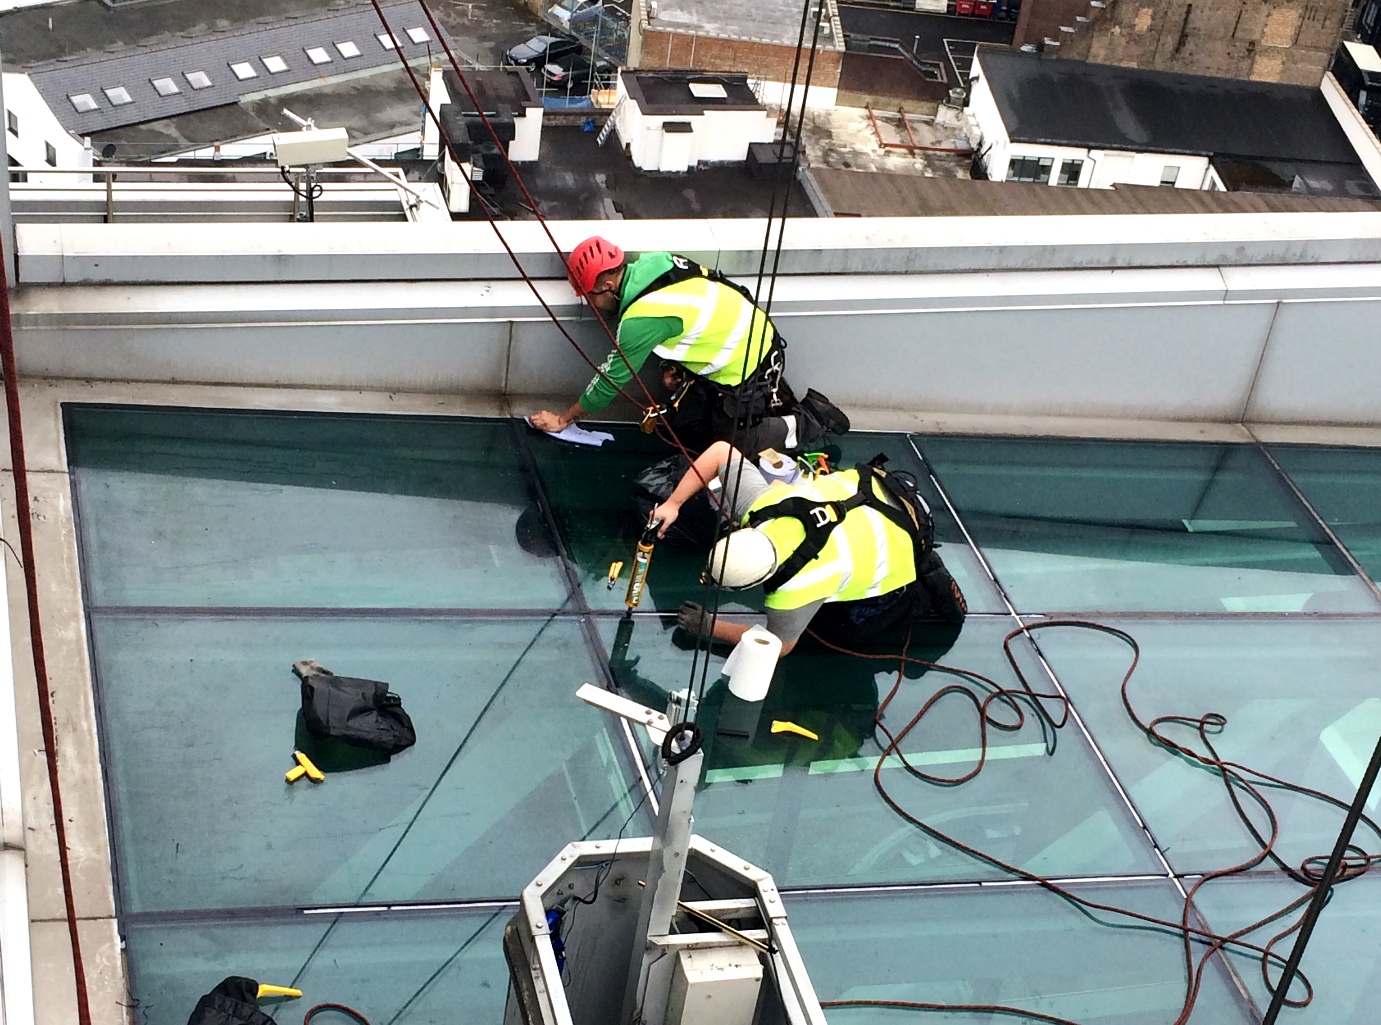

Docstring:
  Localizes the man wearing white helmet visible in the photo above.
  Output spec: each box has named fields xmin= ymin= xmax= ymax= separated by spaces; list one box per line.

xmin=652 ymin=441 xmax=966 ymax=655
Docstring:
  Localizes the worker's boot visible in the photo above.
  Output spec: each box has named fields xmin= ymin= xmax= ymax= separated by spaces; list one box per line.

xmin=797 ymin=389 xmax=851 ymax=444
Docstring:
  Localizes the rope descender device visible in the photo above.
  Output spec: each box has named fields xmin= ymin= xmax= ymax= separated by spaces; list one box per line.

xmin=624 ymin=514 xmax=661 ymax=609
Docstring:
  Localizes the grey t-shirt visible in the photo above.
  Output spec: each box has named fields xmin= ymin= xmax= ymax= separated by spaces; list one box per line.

xmin=712 ymin=452 xmax=826 ymax=646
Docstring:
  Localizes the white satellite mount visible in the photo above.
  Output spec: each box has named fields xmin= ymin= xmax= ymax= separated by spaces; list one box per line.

xmin=271 ymin=108 xmax=438 ymax=219
xmin=501 ymin=684 xmax=826 ymax=1025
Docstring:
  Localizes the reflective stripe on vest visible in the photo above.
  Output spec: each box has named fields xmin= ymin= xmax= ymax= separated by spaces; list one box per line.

xmin=624 ymin=276 xmax=774 ymax=386
xmin=745 ymin=470 xmax=916 ymax=611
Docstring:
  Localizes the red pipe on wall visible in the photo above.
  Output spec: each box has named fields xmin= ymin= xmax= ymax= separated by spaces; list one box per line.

xmin=0 ymin=237 xmax=92 ymax=1024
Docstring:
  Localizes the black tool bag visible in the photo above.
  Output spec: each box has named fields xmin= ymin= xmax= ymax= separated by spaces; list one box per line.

xmin=300 ymin=674 xmax=417 ymax=755
xmin=186 ymin=977 xmax=274 ymax=1025
xmin=632 ymin=454 xmax=720 ymax=548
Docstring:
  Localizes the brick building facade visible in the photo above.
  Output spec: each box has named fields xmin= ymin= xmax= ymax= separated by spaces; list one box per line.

xmin=1017 ymin=0 xmax=1349 ymax=87
xmin=637 ymin=28 xmax=843 ymax=89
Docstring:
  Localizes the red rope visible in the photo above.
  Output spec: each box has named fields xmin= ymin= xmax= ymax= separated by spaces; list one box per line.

xmin=0 ymin=240 xmax=92 ymax=1022
xmin=801 ymin=619 xmax=1379 ymax=1021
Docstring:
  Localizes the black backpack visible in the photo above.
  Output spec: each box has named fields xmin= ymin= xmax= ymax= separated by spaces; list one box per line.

xmin=300 ymin=673 xmax=417 ymax=756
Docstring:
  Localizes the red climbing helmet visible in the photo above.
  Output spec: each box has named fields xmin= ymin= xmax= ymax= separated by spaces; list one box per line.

xmin=566 ymin=236 xmax=625 ymax=296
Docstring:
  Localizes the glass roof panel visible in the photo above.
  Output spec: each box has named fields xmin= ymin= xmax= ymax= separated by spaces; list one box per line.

xmin=1192 ymin=872 xmax=1381 ymax=1024
xmin=66 ymin=407 xmax=569 ymax=609
xmin=599 ymin=614 xmax=1162 ymax=885
xmin=94 ymin=614 xmax=648 ymax=911
xmin=1036 ymin=617 xmax=1381 ymax=876
xmin=917 ymin=436 xmax=1378 ymax=613
xmin=125 ymin=907 xmax=509 ymax=1025
xmin=789 ymin=882 xmax=1259 ymax=1024
xmin=1270 ymin=444 xmax=1381 ymax=588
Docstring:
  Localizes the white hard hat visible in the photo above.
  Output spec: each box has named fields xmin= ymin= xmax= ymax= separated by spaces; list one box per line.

xmin=706 ymin=529 xmax=779 ymax=590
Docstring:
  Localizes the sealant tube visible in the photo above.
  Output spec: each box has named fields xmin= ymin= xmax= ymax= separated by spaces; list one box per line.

xmin=624 ymin=519 xmax=660 ymax=609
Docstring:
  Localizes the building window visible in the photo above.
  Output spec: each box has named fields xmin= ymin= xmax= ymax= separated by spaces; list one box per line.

xmin=6 ymin=110 xmax=17 ymax=136
xmin=406 ymin=26 xmax=430 ymax=43
xmin=1055 ymin=158 xmax=1083 ymax=187
xmin=45 ymin=142 xmax=57 ymax=166
xmin=104 ymin=86 xmax=134 ymax=106
xmin=185 ymin=70 xmax=213 ymax=90
xmin=376 ymin=32 xmax=399 ymax=49
xmin=151 ymin=76 xmax=180 ymax=97
xmin=1160 ymin=164 xmax=1180 ymax=187
xmin=305 ymin=46 xmax=332 ymax=65
xmin=69 ymin=92 xmax=99 ymax=112
xmin=336 ymin=40 xmax=362 ymax=58
xmin=262 ymin=55 xmax=289 ymax=74
xmin=9 ymin=156 xmax=26 ymax=184
xmin=230 ymin=61 xmax=257 ymax=80
xmin=1006 ymin=155 xmax=1054 ymax=184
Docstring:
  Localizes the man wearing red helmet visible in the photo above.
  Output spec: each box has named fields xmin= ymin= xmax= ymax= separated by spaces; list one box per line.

xmin=530 ymin=237 xmax=848 ymax=454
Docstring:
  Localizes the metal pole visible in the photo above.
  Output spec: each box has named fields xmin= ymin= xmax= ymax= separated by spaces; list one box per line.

xmin=1261 ymin=728 xmax=1381 ymax=1023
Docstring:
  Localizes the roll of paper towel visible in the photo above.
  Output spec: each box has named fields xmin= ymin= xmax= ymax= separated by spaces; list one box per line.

xmin=722 ymin=625 xmax=782 ymax=702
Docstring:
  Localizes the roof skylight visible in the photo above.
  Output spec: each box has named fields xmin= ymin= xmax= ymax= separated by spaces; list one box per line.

xmin=104 ymin=86 xmax=134 ymax=106
xmin=69 ymin=93 xmax=98 ymax=112
xmin=305 ymin=46 xmax=332 ymax=65
xmin=262 ymin=55 xmax=289 ymax=74
xmin=406 ymin=27 xmax=431 ymax=43
xmin=230 ymin=61 xmax=257 ymax=80
xmin=376 ymin=32 xmax=398 ymax=49
xmin=185 ymin=70 xmax=213 ymax=90
xmin=151 ymin=77 xmax=180 ymax=97
xmin=336 ymin=40 xmax=362 ymax=58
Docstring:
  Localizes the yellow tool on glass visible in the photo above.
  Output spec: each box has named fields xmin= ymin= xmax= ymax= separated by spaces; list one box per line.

xmin=256 ymin=983 xmax=302 ymax=1000
xmin=294 ymin=750 xmax=325 ymax=782
xmin=771 ymin=720 xmax=819 ymax=741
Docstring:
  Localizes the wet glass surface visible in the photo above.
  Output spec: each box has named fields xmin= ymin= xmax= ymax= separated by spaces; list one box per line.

xmin=1035 ymin=617 xmax=1381 ymax=877
xmin=600 ymin=614 xmax=1162 ymax=885
xmin=125 ymin=908 xmax=509 ymax=1025
xmin=789 ymin=881 xmax=1258 ymax=1024
xmin=917 ymin=436 xmax=1378 ymax=613
xmin=94 ymin=614 xmax=647 ymax=912
xmin=1270 ymin=444 xmax=1381 ymax=587
xmin=67 ymin=406 xmax=568 ymax=609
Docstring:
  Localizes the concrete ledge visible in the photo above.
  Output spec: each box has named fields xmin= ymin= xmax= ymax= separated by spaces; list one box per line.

xmin=18 ymin=212 xmax=1381 ymax=284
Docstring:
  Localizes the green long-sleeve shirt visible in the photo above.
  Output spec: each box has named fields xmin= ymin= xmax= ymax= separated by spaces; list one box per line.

xmin=577 ymin=252 xmax=681 ymax=414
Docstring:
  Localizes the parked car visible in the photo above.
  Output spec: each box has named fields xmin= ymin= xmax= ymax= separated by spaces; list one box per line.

xmin=539 ymin=53 xmax=613 ymax=96
xmin=503 ymin=34 xmax=582 ymax=68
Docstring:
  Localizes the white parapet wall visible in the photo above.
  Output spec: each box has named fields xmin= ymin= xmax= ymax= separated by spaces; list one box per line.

xmin=11 ymin=214 xmax=1381 ymax=428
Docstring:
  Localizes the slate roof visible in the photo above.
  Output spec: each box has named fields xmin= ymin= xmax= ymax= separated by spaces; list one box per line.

xmin=803 ymin=168 xmax=1381 ymax=216
xmin=976 ymin=50 xmax=1362 ymax=164
xmin=27 ymin=1 xmax=449 ymax=136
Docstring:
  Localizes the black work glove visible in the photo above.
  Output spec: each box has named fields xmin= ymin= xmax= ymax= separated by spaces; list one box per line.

xmin=677 ymin=600 xmax=714 ymax=638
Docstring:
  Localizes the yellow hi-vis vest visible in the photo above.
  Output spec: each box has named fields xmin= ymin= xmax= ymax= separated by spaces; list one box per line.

xmin=744 ymin=470 xmax=917 ymax=611
xmin=622 ymin=276 xmax=774 ymax=386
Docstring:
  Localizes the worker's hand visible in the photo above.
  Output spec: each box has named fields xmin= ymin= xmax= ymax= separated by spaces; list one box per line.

xmin=677 ymin=600 xmax=714 ymax=637
xmin=530 ymin=409 xmax=569 ymax=433
xmin=651 ymin=501 xmax=679 ymax=538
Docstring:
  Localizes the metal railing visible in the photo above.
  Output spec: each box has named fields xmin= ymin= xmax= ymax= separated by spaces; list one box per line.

xmin=8 ymin=165 xmax=431 ymax=223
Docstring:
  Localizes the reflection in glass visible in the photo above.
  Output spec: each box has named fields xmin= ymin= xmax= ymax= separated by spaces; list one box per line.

xmin=1037 ymin=618 xmax=1381 ymax=877
xmin=1193 ymin=873 xmax=1381 ymax=1024
xmin=126 ymin=908 xmax=509 ymax=1025
xmin=917 ymin=436 xmax=1377 ymax=613
xmin=789 ymin=882 xmax=1257 ymax=1024
xmin=1270 ymin=444 xmax=1381 ymax=587
xmin=600 ymin=615 xmax=1160 ymax=885
xmin=66 ymin=406 xmax=567 ymax=608
xmin=95 ymin=614 xmax=648 ymax=911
